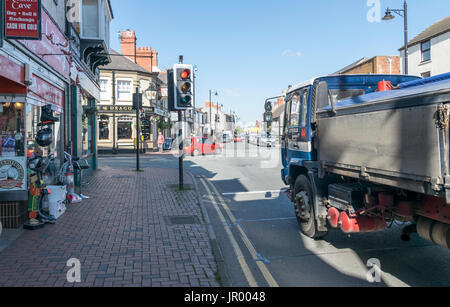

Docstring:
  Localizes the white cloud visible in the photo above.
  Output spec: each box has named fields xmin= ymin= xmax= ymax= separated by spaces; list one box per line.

xmin=281 ymin=49 xmax=302 ymax=57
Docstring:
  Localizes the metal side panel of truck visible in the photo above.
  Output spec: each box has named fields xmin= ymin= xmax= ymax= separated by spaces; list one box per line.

xmin=281 ymin=74 xmax=420 ymax=185
xmin=316 ymin=74 xmax=450 ymax=201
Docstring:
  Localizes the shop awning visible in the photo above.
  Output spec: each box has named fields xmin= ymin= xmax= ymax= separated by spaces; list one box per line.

xmin=0 ymin=76 xmax=27 ymax=95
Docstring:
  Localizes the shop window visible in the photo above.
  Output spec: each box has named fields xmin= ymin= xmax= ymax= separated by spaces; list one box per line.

xmin=118 ymin=116 xmax=133 ymax=140
xmin=99 ymin=115 xmax=110 ymax=140
xmin=0 ymin=102 xmax=25 ymax=158
xmin=82 ymin=99 xmax=94 ymax=156
xmin=24 ymin=104 xmax=61 ymax=165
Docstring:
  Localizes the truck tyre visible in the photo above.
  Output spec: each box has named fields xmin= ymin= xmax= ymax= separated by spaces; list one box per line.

xmin=293 ymin=175 xmax=327 ymax=239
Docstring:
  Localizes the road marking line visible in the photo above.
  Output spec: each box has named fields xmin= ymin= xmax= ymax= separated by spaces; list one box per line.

xmin=199 ymin=178 xmax=258 ymax=287
xmin=222 ymin=190 xmax=288 ymax=196
xmin=202 ymin=176 xmax=279 ymax=288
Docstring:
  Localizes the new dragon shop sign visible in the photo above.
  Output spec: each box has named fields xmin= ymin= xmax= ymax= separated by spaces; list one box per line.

xmin=0 ymin=157 xmax=26 ymax=191
xmin=4 ymin=0 xmax=41 ymax=40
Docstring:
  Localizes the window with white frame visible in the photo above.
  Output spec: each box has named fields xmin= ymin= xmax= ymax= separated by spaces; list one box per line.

xmin=421 ymin=40 xmax=431 ymax=62
xmin=117 ymin=80 xmax=132 ymax=100
xmin=100 ymin=79 xmax=110 ymax=101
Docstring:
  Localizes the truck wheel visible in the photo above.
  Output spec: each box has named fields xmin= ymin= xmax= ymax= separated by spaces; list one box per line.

xmin=293 ymin=175 xmax=327 ymax=239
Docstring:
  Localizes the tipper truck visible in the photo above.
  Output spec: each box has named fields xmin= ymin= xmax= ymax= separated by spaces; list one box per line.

xmin=280 ymin=73 xmax=450 ymax=250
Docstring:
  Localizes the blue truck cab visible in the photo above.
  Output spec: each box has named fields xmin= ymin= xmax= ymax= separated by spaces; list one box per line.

xmin=280 ymin=74 xmax=420 ymax=187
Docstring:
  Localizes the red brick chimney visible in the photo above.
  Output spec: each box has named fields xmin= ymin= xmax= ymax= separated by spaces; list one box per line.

xmin=120 ymin=30 xmax=137 ymax=62
xmin=136 ymin=47 xmax=158 ymax=72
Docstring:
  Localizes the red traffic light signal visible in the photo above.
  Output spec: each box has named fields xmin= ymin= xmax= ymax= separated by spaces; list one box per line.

xmin=180 ymin=69 xmax=191 ymax=80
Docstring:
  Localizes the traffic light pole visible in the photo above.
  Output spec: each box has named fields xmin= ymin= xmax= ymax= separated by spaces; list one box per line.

xmin=135 ymin=87 xmax=141 ymax=171
xmin=178 ymin=110 xmax=184 ymax=190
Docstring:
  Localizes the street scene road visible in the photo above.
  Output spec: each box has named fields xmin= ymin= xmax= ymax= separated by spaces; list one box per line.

xmin=1 ymin=0 xmax=450 ymax=292
xmin=100 ymin=143 xmax=450 ymax=287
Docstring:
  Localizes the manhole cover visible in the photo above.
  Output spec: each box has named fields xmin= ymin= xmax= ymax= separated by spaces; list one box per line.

xmin=164 ymin=215 xmax=200 ymax=225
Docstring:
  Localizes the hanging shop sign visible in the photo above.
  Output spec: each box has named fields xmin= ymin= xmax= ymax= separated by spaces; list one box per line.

xmin=3 ymin=0 xmax=41 ymax=40
xmin=0 ymin=157 xmax=26 ymax=191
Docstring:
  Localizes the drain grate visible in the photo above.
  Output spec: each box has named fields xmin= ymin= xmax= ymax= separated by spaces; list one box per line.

xmin=164 ymin=215 xmax=200 ymax=225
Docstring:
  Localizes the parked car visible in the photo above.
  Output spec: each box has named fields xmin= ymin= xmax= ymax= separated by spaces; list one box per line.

xmin=248 ymin=134 xmax=259 ymax=145
xmin=184 ymin=137 xmax=222 ymax=156
xmin=234 ymin=136 xmax=243 ymax=143
xmin=222 ymin=131 xmax=233 ymax=143
xmin=259 ymin=136 xmax=273 ymax=148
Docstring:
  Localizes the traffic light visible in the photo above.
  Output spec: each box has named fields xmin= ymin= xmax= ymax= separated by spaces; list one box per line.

xmin=264 ymin=112 xmax=273 ymax=122
xmin=133 ymin=92 xmax=142 ymax=110
xmin=172 ymin=64 xmax=194 ymax=110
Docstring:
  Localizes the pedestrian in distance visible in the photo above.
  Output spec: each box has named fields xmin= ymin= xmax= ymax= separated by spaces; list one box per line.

xmin=157 ymin=132 xmax=165 ymax=153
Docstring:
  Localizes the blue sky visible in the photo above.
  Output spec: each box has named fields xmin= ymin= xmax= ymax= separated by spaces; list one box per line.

xmin=109 ymin=0 xmax=450 ymax=123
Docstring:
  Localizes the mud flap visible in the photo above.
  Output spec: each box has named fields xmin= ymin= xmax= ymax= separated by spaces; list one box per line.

xmin=307 ymin=170 xmax=328 ymax=232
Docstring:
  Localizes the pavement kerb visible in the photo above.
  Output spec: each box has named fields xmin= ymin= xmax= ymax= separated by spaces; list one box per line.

xmin=187 ymin=171 xmax=231 ymax=287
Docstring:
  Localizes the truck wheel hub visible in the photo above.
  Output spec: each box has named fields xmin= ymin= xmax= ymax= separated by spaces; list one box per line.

xmin=295 ymin=191 xmax=311 ymax=220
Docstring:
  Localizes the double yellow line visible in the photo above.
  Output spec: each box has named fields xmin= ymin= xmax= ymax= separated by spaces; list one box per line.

xmin=199 ymin=176 xmax=279 ymax=287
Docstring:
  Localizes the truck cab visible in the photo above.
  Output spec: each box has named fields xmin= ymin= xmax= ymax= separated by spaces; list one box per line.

xmin=281 ymin=74 xmax=420 ymax=186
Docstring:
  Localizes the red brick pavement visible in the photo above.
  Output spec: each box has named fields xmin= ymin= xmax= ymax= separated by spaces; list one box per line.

xmin=0 ymin=166 xmax=219 ymax=287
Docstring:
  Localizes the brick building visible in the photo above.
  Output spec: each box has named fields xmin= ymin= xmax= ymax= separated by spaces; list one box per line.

xmin=334 ymin=56 xmax=401 ymax=75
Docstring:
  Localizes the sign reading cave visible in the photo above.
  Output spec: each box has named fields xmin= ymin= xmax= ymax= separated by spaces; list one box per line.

xmin=4 ymin=0 xmax=41 ymax=40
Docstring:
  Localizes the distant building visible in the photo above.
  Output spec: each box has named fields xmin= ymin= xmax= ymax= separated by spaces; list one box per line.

xmin=201 ymin=102 xmax=235 ymax=138
xmin=400 ymin=16 xmax=450 ymax=77
xmin=334 ymin=56 xmax=401 ymax=75
xmin=98 ymin=30 xmax=169 ymax=154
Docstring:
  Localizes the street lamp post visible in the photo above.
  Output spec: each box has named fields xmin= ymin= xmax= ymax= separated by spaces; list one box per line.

xmin=383 ymin=0 xmax=408 ymax=75
xmin=209 ymin=90 xmax=218 ymax=136
xmin=215 ymin=103 xmax=223 ymax=139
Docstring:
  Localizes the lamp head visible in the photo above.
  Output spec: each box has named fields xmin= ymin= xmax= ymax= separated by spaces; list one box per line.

xmin=382 ymin=9 xmax=395 ymax=21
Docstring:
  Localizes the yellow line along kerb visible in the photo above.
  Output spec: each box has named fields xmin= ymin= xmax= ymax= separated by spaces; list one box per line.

xmin=201 ymin=176 xmax=279 ymax=288
xmin=199 ymin=178 xmax=258 ymax=287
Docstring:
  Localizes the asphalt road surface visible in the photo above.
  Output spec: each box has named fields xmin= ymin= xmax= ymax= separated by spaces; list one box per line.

xmin=99 ymin=142 xmax=450 ymax=287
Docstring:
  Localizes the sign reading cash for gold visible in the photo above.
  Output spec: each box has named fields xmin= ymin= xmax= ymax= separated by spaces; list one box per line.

xmin=0 ymin=157 xmax=26 ymax=191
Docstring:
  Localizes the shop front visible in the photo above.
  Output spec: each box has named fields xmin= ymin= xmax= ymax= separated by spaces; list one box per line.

xmin=97 ymin=105 xmax=170 ymax=153
xmin=0 ymin=58 xmax=65 ymax=228
xmin=0 ymin=5 xmax=69 ymax=228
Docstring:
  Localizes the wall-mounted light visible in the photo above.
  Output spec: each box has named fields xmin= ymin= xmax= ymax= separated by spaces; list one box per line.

xmin=14 ymin=103 xmax=24 ymax=110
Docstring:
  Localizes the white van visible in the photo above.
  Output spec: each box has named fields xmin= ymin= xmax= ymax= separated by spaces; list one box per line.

xmin=222 ymin=131 xmax=233 ymax=143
